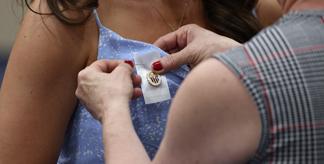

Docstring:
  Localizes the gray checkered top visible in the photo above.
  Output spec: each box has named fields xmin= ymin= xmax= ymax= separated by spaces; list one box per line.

xmin=215 ymin=10 xmax=324 ymax=163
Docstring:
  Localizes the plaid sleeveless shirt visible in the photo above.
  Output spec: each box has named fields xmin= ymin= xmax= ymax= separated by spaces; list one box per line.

xmin=215 ymin=10 xmax=324 ymax=163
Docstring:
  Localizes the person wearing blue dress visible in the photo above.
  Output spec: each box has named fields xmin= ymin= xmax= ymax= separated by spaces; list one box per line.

xmin=57 ymin=11 xmax=189 ymax=163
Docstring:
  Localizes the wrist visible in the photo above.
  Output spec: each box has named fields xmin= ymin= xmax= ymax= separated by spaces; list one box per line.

xmin=101 ymin=99 xmax=130 ymax=123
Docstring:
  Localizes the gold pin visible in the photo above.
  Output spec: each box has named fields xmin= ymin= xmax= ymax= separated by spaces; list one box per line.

xmin=147 ymin=72 xmax=162 ymax=87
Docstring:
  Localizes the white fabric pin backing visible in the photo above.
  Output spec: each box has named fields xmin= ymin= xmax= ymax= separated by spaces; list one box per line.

xmin=134 ymin=51 xmax=171 ymax=104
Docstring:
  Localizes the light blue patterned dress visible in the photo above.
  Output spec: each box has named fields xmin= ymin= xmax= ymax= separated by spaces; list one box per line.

xmin=57 ymin=11 xmax=189 ymax=164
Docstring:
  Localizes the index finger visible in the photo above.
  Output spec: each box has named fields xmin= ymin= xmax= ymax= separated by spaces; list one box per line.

xmin=154 ymin=31 xmax=178 ymax=52
xmin=154 ymin=28 xmax=188 ymax=53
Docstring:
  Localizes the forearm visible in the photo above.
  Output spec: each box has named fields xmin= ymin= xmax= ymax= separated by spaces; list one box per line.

xmin=102 ymin=101 xmax=151 ymax=164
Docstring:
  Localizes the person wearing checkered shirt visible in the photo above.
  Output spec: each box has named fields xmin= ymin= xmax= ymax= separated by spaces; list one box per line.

xmin=74 ymin=0 xmax=324 ymax=163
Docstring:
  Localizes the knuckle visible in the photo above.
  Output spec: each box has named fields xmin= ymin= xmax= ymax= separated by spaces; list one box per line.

xmin=161 ymin=38 xmax=169 ymax=47
xmin=187 ymin=53 xmax=196 ymax=65
xmin=188 ymin=24 xmax=199 ymax=28
xmin=165 ymin=55 xmax=176 ymax=69
xmin=75 ymin=88 xmax=81 ymax=98
xmin=183 ymin=24 xmax=199 ymax=32
xmin=77 ymin=70 xmax=89 ymax=81
xmin=182 ymin=24 xmax=197 ymax=29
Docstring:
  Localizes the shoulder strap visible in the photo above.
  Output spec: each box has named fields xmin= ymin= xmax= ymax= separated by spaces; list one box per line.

xmin=93 ymin=9 xmax=103 ymax=28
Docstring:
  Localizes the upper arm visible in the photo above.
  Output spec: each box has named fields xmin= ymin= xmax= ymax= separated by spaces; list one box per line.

xmin=0 ymin=1 xmax=96 ymax=163
xmin=154 ymin=59 xmax=261 ymax=164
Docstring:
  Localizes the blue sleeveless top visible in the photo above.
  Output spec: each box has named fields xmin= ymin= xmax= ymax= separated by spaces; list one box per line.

xmin=57 ymin=11 xmax=189 ymax=164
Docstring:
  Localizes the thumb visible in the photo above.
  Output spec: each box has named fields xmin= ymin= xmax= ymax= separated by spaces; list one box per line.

xmin=151 ymin=49 xmax=189 ymax=74
xmin=112 ymin=63 xmax=133 ymax=77
xmin=88 ymin=60 xmax=122 ymax=73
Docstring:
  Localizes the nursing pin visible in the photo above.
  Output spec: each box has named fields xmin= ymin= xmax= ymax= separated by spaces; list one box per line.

xmin=147 ymin=72 xmax=162 ymax=87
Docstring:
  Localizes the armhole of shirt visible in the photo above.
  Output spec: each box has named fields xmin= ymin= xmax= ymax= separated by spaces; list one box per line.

xmin=212 ymin=48 xmax=270 ymax=163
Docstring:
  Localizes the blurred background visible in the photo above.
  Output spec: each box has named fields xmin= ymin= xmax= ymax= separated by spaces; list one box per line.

xmin=0 ymin=0 xmax=22 ymax=86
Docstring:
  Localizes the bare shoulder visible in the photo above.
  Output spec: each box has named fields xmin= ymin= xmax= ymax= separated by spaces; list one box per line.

xmin=16 ymin=0 xmax=98 ymax=64
xmin=0 ymin=0 xmax=98 ymax=163
xmin=155 ymin=59 xmax=261 ymax=164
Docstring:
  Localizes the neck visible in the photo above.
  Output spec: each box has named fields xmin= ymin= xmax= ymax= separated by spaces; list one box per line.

xmin=97 ymin=0 xmax=206 ymax=43
xmin=280 ymin=0 xmax=324 ymax=13
xmin=101 ymin=0 xmax=198 ymax=18
xmin=154 ymin=0 xmax=195 ymax=16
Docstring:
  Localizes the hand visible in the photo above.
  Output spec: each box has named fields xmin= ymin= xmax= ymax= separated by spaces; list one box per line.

xmin=152 ymin=24 xmax=242 ymax=73
xmin=75 ymin=60 xmax=142 ymax=122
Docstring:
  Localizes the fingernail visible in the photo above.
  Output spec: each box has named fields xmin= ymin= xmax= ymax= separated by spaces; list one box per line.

xmin=124 ymin=60 xmax=134 ymax=68
xmin=152 ymin=61 xmax=163 ymax=71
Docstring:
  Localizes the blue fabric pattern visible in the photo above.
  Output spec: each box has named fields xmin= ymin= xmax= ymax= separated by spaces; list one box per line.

xmin=57 ymin=11 xmax=189 ymax=164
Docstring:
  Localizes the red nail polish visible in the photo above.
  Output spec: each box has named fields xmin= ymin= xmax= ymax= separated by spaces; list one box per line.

xmin=152 ymin=61 xmax=163 ymax=71
xmin=124 ymin=60 xmax=134 ymax=68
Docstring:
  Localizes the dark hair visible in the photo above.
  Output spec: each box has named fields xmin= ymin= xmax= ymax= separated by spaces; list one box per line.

xmin=202 ymin=0 xmax=261 ymax=42
xmin=23 ymin=0 xmax=98 ymax=25
xmin=24 ymin=0 xmax=260 ymax=42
